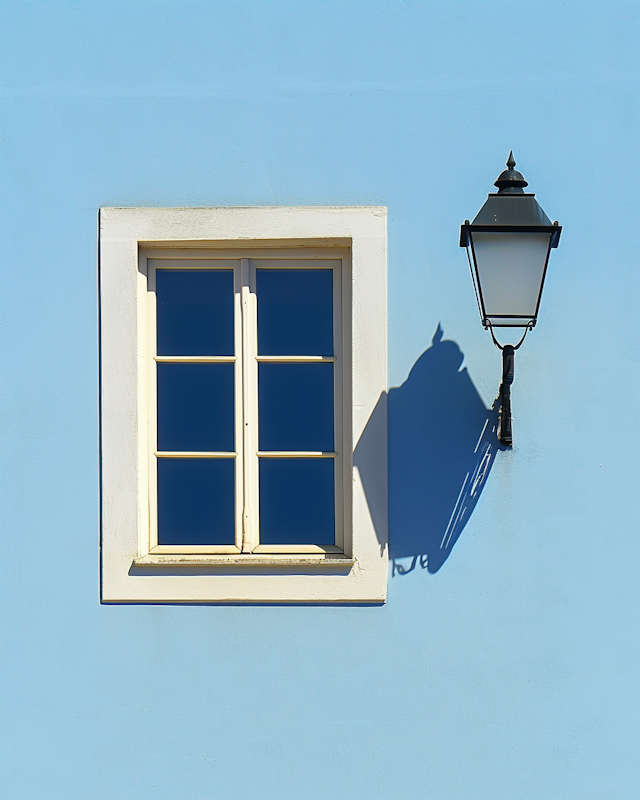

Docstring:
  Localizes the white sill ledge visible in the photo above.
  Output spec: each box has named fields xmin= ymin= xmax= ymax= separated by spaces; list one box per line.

xmin=132 ymin=554 xmax=356 ymax=569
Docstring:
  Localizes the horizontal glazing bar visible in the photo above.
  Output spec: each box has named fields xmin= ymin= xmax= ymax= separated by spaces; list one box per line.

xmin=155 ymin=451 xmax=237 ymax=458
xmin=257 ymin=451 xmax=337 ymax=458
xmin=256 ymin=355 xmax=336 ymax=362
xmin=154 ymin=356 xmax=236 ymax=362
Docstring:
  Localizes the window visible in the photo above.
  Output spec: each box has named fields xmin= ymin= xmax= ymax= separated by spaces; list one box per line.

xmin=100 ymin=207 xmax=387 ymax=603
xmin=149 ymin=254 xmax=345 ymax=556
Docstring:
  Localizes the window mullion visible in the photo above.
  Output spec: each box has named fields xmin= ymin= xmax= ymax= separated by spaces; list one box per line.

xmin=240 ymin=258 xmax=259 ymax=552
xmin=233 ymin=264 xmax=244 ymax=551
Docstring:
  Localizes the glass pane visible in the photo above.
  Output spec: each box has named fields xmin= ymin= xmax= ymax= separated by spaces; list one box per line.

xmin=157 ymin=363 xmax=234 ymax=452
xmin=257 ymin=269 xmax=333 ymax=355
xmin=471 ymin=232 xmax=551 ymax=323
xmin=259 ymin=459 xmax=335 ymax=545
xmin=157 ymin=270 xmax=234 ymax=355
xmin=259 ymin=363 xmax=333 ymax=451
xmin=157 ymin=458 xmax=235 ymax=545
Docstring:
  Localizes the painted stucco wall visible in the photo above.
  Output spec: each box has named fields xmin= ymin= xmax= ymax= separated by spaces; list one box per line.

xmin=1 ymin=1 xmax=639 ymax=797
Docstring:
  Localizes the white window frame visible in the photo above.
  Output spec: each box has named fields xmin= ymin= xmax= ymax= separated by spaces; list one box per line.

xmin=100 ymin=207 xmax=387 ymax=603
xmin=147 ymin=253 xmax=347 ymax=556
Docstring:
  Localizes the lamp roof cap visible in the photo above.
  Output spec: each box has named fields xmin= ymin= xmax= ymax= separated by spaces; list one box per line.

xmin=494 ymin=151 xmax=529 ymax=194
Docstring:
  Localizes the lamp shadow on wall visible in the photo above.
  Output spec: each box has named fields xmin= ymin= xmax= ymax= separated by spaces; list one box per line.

xmin=355 ymin=324 xmax=504 ymax=576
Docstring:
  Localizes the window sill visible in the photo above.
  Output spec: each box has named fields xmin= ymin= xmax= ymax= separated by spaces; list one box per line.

xmin=132 ymin=554 xmax=356 ymax=570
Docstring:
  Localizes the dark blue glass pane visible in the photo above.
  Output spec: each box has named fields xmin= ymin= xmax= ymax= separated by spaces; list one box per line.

xmin=259 ymin=459 xmax=334 ymax=545
xmin=259 ymin=363 xmax=333 ymax=451
xmin=157 ymin=270 xmax=234 ymax=356
xmin=257 ymin=269 xmax=333 ymax=355
xmin=157 ymin=363 xmax=234 ymax=452
xmin=157 ymin=458 xmax=235 ymax=545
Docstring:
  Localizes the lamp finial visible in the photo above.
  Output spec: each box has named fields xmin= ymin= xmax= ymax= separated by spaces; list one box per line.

xmin=494 ymin=151 xmax=528 ymax=193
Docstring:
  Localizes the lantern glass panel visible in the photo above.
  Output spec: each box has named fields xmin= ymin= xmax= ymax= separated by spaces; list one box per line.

xmin=471 ymin=232 xmax=552 ymax=325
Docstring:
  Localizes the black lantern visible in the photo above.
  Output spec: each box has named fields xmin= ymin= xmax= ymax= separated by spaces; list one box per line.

xmin=460 ymin=153 xmax=561 ymax=445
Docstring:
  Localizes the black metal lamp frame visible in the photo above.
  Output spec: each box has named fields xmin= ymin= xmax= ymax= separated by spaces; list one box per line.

xmin=460 ymin=222 xmax=561 ymax=330
xmin=460 ymin=152 xmax=562 ymax=446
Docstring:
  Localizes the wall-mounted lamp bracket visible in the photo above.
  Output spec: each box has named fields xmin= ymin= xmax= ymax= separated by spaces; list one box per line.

xmin=461 ymin=153 xmax=561 ymax=448
xmin=485 ymin=321 xmax=532 ymax=447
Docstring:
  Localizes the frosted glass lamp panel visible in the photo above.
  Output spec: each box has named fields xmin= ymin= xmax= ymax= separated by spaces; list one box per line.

xmin=472 ymin=232 xmax=551 ymax=323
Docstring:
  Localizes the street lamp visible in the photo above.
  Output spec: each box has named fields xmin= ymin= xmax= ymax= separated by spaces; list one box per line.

xmin=460 ymin=152 xmax=561 ymax=446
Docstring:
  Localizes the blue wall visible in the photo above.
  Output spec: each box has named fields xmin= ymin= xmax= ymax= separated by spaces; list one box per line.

xmin=2 ymin=1 xmax=640 ymax=797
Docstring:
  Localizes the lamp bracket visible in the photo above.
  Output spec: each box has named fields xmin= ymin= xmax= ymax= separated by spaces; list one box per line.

xmin=486 ymin=320 xmax=533 ymax=352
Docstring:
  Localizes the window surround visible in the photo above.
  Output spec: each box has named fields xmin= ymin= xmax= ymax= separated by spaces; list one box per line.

xmin=100 ymin=207 xmax=387 ymax=603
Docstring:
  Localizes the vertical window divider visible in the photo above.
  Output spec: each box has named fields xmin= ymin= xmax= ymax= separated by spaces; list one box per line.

xmin=240 ymin=258 xmax=259 ymax=552
xmin=333 ymin=258 xmax=344 ymax=552
xmin=145 ymin=258 xmax=158 ymax=554
xmin=233 ymin=263 xmax=244 ymax=552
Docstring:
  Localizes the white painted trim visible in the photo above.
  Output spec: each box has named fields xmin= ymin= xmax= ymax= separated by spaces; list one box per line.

xmin=253 ymin=544 xmax=343 ymax=554
xmin=256 ymin=356 xmax=336 ymax=362
xmin=150 ymin=255 xmax=345 ymax=555
xmin=100 ymin=207 xmax=387 ymax=603
xmin=241 ymin=258 xmax=258 ymax=553
xmin=233 ymin=263 xmax=244 ymax=552
xmin=142 ymin=247 xmax=350 ymax=259
xmin=149 ymin=258 xmax=239 ymax=270
xmin=132 ymin=555 xmax=356 ymax=570
xmin=155 ymin=452 xmax=238 ymax=458
xmin=150 ymin=545 xmax=242 ymax=555
xmin=256 ymin=451 xmax=337 ymax=458
xmin=155 ymin=356 xmax=237 ymax=363
xmin=143 ymin=252 xmax=155 ymax=555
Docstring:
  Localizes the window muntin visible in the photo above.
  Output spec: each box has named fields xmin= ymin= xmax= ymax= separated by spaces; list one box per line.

xmin=147 ymin=255 xmax=344 ymax=556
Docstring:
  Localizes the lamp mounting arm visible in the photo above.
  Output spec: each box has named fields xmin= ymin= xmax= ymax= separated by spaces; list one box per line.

xmin=485 ymin=323 xmax=531 ymax=447
xmin=499 ymin=345 xmax=515 ymax=446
